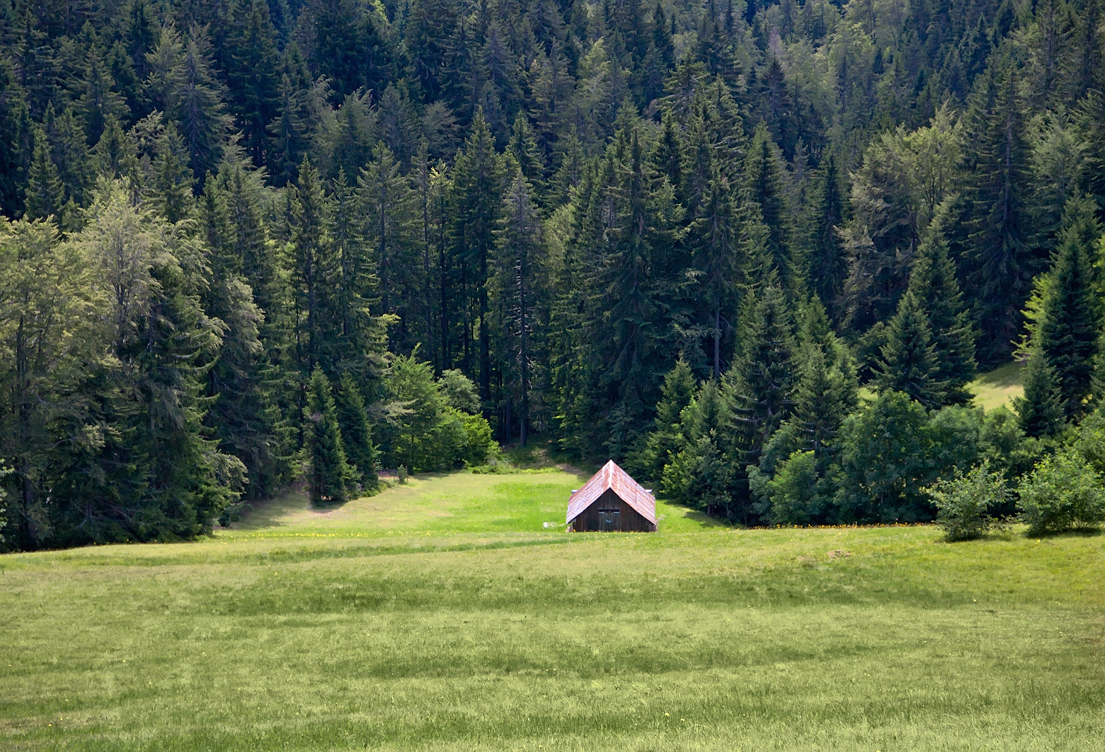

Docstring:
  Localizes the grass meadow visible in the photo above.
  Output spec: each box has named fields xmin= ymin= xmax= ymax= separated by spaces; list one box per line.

xmin=2 ymin=465 xmax=1104 ymax=750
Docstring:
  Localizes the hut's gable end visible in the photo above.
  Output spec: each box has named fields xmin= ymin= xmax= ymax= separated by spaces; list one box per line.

xmin=566 ymin=461 xmax=657 ymax=532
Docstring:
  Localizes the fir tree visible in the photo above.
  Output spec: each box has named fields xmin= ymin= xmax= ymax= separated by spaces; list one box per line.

xmin=334 ymin=372 xmax=378 ymax=489
xmin=24 ymin=127 xmax=64 ymax=223
xmin=907 ymin=209 xmax=976 ymax=405
xmin=966 ymin=59 xmax=1037 ymax=365
xmin=875 ymin=290 xmax=944 ymax=407
xmin=491 ymin=169 xmax=543 ymax=445
xmin=449 ymin=110 xmax=505 ymax=402
xmin=1016 ymin=350 xmax=1064 ymax=437
xmin=305 ymin=367 xmax=355 ymax=504
xmin=1033 ymin=197 xmax=1101 ymax=420
xmin=631 ymin=358 xmax=696 ymax=482
xmin=807 ymin=153 xmax=847 ymax=324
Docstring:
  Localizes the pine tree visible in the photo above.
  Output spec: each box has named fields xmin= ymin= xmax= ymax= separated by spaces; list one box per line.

xmin=1033 ymin=197 xmax=1101 ymax=420
xmin=334 ymin=372 xmax=378 ymax=489
xmin=875 ymin=290 xmax=944 ymax=407
xmin=907 ymin=209 xmax=976 ymax=405
xmin=305 ymin=367 xmax=355 ymax=504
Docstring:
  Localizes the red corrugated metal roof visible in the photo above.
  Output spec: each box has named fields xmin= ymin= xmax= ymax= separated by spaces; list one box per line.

xmin=566 ymin=460 xmax=657 ymax=525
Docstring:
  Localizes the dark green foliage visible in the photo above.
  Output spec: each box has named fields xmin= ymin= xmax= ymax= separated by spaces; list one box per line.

xmin=1017 ymin=350 xmax=1065 ymax=438
xmin=629 ymin=359 xmax=696 ymax=483
xmin=335 ymin=373 xmax=378 ymax=489
xmin=835 ymin=391 xmax=936 ymax=523
xmin=908 ymin=211 xmax=976 ymax=404
xmin=875 ymin=291 xmax=944 ymax=407
xmin=3 ymin=0 xmax=1105 ymax=546
xmin=1032 ymin=198 xmax=1102 ymax=420
xmin=305 ymin=367 xmax=355 ymax=505
xmin=807 ymin=154 xmax=847 ymax=324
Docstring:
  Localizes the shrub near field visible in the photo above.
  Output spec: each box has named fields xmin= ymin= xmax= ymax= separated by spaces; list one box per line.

xmin=2 ymin=470 xmax=1105 ymax=751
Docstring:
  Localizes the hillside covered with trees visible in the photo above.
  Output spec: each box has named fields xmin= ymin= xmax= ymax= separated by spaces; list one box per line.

xmin=2 ymin=0 xmax=1105 ymax=549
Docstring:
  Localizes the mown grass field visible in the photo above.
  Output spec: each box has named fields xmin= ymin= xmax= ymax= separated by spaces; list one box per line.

xmin=2 ymin=467 xmax=1103 ymax=751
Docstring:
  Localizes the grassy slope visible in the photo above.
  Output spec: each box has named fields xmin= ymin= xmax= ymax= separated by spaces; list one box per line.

xmin=968 ymin=361 xmax=1024 ymax=411
xmin=2 ymin=470 xmax=1103 ymax=751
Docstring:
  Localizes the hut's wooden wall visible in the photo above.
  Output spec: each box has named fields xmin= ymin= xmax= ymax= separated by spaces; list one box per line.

xmin=570 ymin=489 xmax=656 ymax=532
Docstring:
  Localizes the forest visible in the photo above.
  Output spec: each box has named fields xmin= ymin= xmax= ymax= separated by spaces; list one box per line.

xmin=1 ymin=0 xmax=1104 ymax=550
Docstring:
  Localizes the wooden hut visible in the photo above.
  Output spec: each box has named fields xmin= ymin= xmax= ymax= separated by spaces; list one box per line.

xmin=566 ymin=460 xmax=657 ymax=532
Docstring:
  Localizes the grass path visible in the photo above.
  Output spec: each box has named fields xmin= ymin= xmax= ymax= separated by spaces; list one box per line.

xmin=2 ymin=470 xmax=1103 ymax=750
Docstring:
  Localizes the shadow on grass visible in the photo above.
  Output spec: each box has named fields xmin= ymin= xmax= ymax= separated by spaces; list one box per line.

xmin=1026 ymin=526 xmax=1103 ymax=540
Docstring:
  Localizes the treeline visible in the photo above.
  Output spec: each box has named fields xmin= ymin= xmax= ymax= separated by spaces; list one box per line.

xmin=1 ymin=0 xmax=1104 ymax=548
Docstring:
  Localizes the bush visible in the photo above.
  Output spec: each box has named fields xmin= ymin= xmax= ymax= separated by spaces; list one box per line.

xmin=1017 ymin=449 xmax=1105 ymax=535
xmin=756 ymin=451 xmax=832 ymax=527
xmin=924 ymin=461 xmax=1008 ymax=541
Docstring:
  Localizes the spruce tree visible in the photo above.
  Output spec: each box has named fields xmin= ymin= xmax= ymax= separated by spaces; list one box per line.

xmin=225 ymin=0 xmax=280 ymax=167
xmin=491 ymin=169 xmax=544 ymax=445
xmin=449 ymin=110 xmax=504 ymax=402
xmin=965 ymin=58 xmax=1037 ymax=365
xmin=24 ymin=127 xmax=64 ymax=223
xmin=334 ymin=372 xmax=378 ymax=489
xmin=875 ymin=290 xmax=944 ymax=407
xmin=1017 ymin=350 xmax=1064 ymax=437
xmin=744 ymin=124 xmax=796 ymax=290
xmin=632 ymin=359 xmax=696 ymax=482
xmin=289 ymin=157 xmax=340 ymax=371
xmin=907 ymin=210 xmax=976 ymax=405
xmin=807 ymin=154 xmax=847 ymax=324
xmin=727 ymin=280 xmax=798 ymax=515
xmin=1033 ymin=197 xmax=1101 ymax=420
xmin=305 ymin=367 xmax=355 ymax=504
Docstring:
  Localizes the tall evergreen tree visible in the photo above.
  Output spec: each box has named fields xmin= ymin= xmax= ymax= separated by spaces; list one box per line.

xmin=875 ymin=290 xmax=944 ymax=407
xmin=1032 ymin=197 xmax=1102 ymax=419
xmin=1016 ymin=349 xmax=1064 ymax=437
xmin=965 ymin=58 xmax=1037 ymax=364
xmin=491 ymin=169 xmax=543 ymax=445
xmin=807 ymin=153 xmax=847 ymax=324
xmin=305 ymin=366 xmax=355 ymax=504
xmin=907 ymin=209 xmax=976 ymax=404
xmin=449 ymin=110 xmax=504 ymax=403
xmin=334 ymin=371 xmax=378 ymax=489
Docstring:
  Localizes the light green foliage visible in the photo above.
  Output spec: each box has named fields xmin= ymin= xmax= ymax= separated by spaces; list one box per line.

xmin=925 ymin=461 xmax=1008 ymax=541
xmin=757 ymin=450 xmax=832 ymax=526
xmin=438 ymin=369 xmax=480 ymax=413
xmin=836 ymin=391 xmax=936 ymax=522
xmin=380 ymin=355 xmax=499 ymax=473
xmin=1 ymin=472 xmax=1104 ymax=749
xmin=1018 ymin=449 xmax=1105 ymax=534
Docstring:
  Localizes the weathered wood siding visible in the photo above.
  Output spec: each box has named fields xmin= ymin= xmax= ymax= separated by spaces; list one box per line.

xmin=570 ymin=489 xmax=657 ymax=532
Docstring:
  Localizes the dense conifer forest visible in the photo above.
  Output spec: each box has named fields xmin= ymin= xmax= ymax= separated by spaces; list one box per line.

xmin=2 ymin=0 xmax=1105 ymax=550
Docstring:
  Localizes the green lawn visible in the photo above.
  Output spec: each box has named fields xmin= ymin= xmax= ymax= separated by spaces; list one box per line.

xmin=2 ymin=469 xmax=1104 ymax=750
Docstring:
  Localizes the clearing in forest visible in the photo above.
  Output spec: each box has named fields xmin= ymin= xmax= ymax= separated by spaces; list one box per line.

xmin=1 ymin=469 xmax=1103 ymax=751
